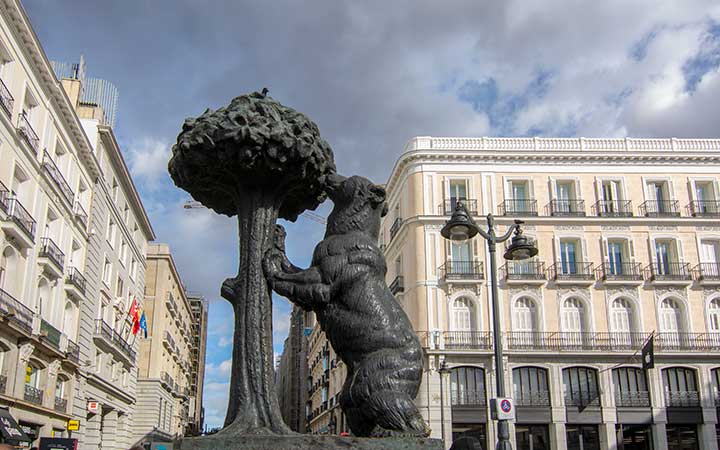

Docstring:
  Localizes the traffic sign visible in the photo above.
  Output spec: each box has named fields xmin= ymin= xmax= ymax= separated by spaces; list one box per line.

xmin=490 ymin=397 xmax=515 ymax=420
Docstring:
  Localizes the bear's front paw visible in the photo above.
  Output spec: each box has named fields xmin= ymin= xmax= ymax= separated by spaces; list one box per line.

xmin=221 ymin=277 xmax=238 ymax=302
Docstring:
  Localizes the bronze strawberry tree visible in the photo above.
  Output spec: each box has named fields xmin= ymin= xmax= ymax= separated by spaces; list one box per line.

xmin=168 ymin=92 xmax=336 ymax=435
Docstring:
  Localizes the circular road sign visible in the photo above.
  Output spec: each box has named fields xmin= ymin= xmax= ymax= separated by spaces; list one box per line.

xmin=500 ymin=399 xmax=512 ymax=413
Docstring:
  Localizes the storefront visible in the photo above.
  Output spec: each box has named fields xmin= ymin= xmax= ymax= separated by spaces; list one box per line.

xmin=616 ymin=424 xmax=653 ymax=450
xmin=0 ymin=408 xmax=31 ymax=446
xmin=451 ymin=424 xmax=487 ymax=450
xmin=666 ymin=425 xmax=699 ymax=450
xmin=18 ymin=421 xmax=42 ymax=448
xmin=566 ymin=424 xmax=600 ymax=450
xmin=515 ymin=424 xmax=550 ymax=450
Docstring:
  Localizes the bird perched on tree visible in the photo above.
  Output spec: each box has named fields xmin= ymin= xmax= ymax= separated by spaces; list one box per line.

xmin=261 ymin=87 xmax=269 ymax=97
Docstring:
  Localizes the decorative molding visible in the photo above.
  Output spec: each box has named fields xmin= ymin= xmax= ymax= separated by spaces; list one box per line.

xmin=702 ymin=288 xmax=720 ymax=302
xmin=48 ymin=359 xmax=62 ymax=377
xmin=653 ymin=286 xmax=687 ymax=302
xmin=508 ymin=286 xmax=542 ymax=300
xmin=605 ymin=286 xmax=639 ymax=302
xmin=698 ymin=226 xmax=720 ymax=232
xmin=649 ymin=225 xmax=678 ymax=231
xmin=601 ymin=225 xmax=631 ymax=231
xmin=424 ymin=224 xmax=444 ymax=232
xmin=556 ymin=225 xmax=584 ymax=231
xmin=19 ymin=343 xmax=34 ymax=363
xmin=558 ymin=287 xmax=591 ymax=302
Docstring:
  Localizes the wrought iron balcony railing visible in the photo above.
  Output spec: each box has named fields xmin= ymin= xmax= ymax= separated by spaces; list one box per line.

xmin=639 ymin=200 xmax=680 ymax=217
xmin=593 ymin=200 xmax=633 ymax=217
xmin=502 ymin=261 xmax=546 ymax=281
xmin=66 ymin=267 xmax=87 ymax=294
xmin=389 ymin=276 xmax=404 ymax=295
xmin=439 ymin=260 xmax=484 ymax=280
xmin=40 ymin=319 xmax=62 ymax=351
xmin=42 ymin=150 xmax=75 ymax=205
xmin=66 ymin=340 xmax=80 ymax=365
xmin=24 ymin=385 xmax=43 ymax=405
xmin=564 ymin=389 xmax=601 ymax=408
xmin=17 ymin=112 xmax=39 ymax=152
xmin=166 ymin=292 xmax=178 ymax=316
xmin=548 ymin=199 xmax=586 ymax=217
xmin=694 ymin=262 xmax=720 ymax=281
xmin=615 ymin=390 xmax=650 ymax=407
xmin=549 ymin=261 xmax=595 ymax=281
xmin=0 ymin=181 xmax=8 ymax=214
xmin=665 ymin=390 xmax=700 ymax=408
xmin=0 ymin=287 xmax=33 ymax=333
xmin=94 ymin=320 xmax=136 ymax=361
xmin=443 ymin=331 xmax=493 ymax=350
xmin=164 ymin=330 xmax=177 ymax=353
xmin=40 ymin=237 xmax=65 ymax=270
xmin=655 ymin=332 xmax=720 ymax=351
xmin=389 ymin=217 xmax=403 ymax=241
xmin=689 ymin=200 xmax=720 ymax=217
xmin=599 ymin=261 xmax=644 ymax=281
xmin=0 ymin=77 xmax=13 ymax=117
xmin=506 ymin=331 xmax=647 ymax=352
xmin=514 ymin=391 xmax=551 ymax=407
xmin=450 ymin=389 xmax=486 ymax=407
xmin=54 ymin=397 xmax=67 ymax=413
xmin=441 ymin=199 xmax=478 ymax=215
xmin=647 ymin=262 xmax=692 ymax=281
xmin=499 ymin=199 xmax=538 ymax=216
xmin=2 ymin=194 xmax=36 ymax=240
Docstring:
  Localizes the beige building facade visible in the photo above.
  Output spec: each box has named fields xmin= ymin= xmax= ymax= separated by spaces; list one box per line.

xmin=135 ymin=243 xmax=205 ymax=444
xmin=379 ymin=136 xmax=720 ymax=450
xmin=187 ymin=293 xmax=208 ymax=435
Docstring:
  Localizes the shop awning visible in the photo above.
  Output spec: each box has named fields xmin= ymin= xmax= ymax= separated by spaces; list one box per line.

xmin=0 ymin=408 xmax=31 ymax=442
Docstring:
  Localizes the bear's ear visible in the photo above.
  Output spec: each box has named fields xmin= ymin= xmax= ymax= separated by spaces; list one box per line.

xmin=368 ymin=184 xmax=386 ymax=207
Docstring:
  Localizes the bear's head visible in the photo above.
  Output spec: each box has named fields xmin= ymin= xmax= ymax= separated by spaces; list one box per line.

xmin=323 ymin=174 xmax=388 ymax=238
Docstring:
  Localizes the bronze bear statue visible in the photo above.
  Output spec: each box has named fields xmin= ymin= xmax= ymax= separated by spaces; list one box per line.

xmin=263 ymin=174 xmax=430 ymax=438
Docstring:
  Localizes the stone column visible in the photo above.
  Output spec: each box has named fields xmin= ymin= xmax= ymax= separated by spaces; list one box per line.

xmin=13 ymin=343 xmax=34 ymax=396
xmin=647 ymin=366 xmax=667 ymax=450
xmin=549 ymin=365 xmax=567 ymax=450
xmin=101 ymin=409 xmax=118 ymax=450
xmin=46 ymin=359 xmax=61 ymax=410
xmin=598 ymin=364 xmax=618 ymax=450
xmin=651 ymin=422 xmax=668 ymax=450
xmin=598 ymin=423 xmax=618 ymax=450
xmin=84 ymin=410 xmax=101 ymax=450
xmin=699 ymin=423 xmax=719 ymax=450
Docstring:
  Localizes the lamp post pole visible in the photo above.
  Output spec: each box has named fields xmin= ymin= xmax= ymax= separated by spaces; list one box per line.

xmin=441 ymin=204 xmax=537 ymax=450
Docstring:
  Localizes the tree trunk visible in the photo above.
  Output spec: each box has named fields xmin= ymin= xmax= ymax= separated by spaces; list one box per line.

xmin=219 ymin=191 xmax=291 ymax=435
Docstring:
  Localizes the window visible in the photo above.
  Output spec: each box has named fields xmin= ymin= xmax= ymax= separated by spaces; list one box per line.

xmin=513 ymin=297 xmax=537 ymax=332
xmin=559 ymin=238 xmax=581 ymax=274
xmin=606 ymin=239 xmax=631 ymax=275
xmin=644 ymin=180 xmax=674 ymax=215
xmin=111 ymin=178 xmax=118 ymax=203
xmin=563 ymin=367 xmax=600 ymax=407
xmin=115 ymin=276 xmax=124 ymax=298
xmin=710 ymin=299 xmax=720 ymax=332
xmin=507 ymin=179 xmax=533 ymax=213
xmin=120 ymin=240 xmax=127 ymax=266
xmin=123 ymin=205 xmax=129 ymax=223
xmin=102 ymin=257 xmax=112 ymax=286
xmin=450 ymin=367 xmax=485 ymax=406
xmin=513 ymin=366 xmax=550 ymax=406
xmin=662 ymin=367 xmax=699 ymax=407
xmin=561 ymin=298 xmax=585 ymax=333
xmin=601 ymin=179 xmax=624 ymax=203
xmin=613 ymin=367 xmax=649 ymax=407
xmin=106 ymin=218 xmax=116 ymax=247
xmin=654 ymin=239 xmax=679 ymax=274
xmin=55 ymin=377 xmax=67 ymax=399
xmin=451 ymin=298 xmax=474 ymax=331
xmin=130 ymin=258 xmax=137 ymax=280
xmin=611 ymin=298 xmax=634 ymax=333
xmin=700 ymin=240 xmax=720 ymax=279
xmin=25 ymin=363 xmax=40 ymax=388
xmin=554 ymin=180 xmax=579 ymax=214
xmin=659 ymin=298 xmax=683 ymax=333
xmin=94 ymin=352 xmax=102 ymax=373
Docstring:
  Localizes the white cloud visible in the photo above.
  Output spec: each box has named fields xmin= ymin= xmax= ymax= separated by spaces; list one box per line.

xmin=124 ymin=137 xmax=172 ymax=190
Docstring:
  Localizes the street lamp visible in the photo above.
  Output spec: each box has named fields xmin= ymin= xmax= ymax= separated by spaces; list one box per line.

xmin=438 ymin=360 xmax=451 ymax=444
xmin=441 ymin=202 xmax=537 ymax=450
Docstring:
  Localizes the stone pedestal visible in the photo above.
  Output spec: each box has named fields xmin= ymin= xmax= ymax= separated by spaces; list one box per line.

xmin=177 ymin=434 xmax=444 ymax=450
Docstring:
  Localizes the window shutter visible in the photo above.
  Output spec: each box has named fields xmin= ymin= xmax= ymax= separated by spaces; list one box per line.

xmin=628 ymin=237 xmax=636 ymax=259
xmin=601 ymin=237 xmax=608 ymax=263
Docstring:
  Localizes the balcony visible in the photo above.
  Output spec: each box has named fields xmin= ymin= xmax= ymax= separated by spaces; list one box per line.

xmin=639 ymin=200 xmax=680 ymax=217
xmin=655 ymin=332 xmax=720 ymax=351
xmin=439 ymin=261 xmax=484 ymax=282
xmin=441 ymin=199 xmax=478 ymax=216
xmin=665 ymin=390 xmax=700 ymax=408
xmin=499 ymin=199 xmax=537 ymax=216
xmin=166 ymin=292 xmax=178 ymax=317
xmin=549 ymin=261 xmax=595 ymax=284
xmin=42 ymin=150 xmax=75 ymax=205
xmin=593 ymin=200 xmax=633 ymax=217
xmin=17 ymin=112 xmax=39 ymax=153
xmin=93 ymin=320 xmax=136 ymax=364
xmin=564 ymin=390 xmax=600 ymax=408
xmin=24 ymin=385 xmax=43 ymax=405
xmin=615 ymin=390 xmax=650 ymax=408
xmin=65 ymin=267 xmax=87 ymax=298
xmin=502 ymin=261 xmax=546 ymax=284
xmin=694 ymin=262 xmax=720 ymax=284
xmin=54 ymin=397 xmax=68 ymax=413
xmin=689 ymin=200 xmax=720 ymax=217
xmin=647 ymin=262 xmax=692 ymax=283
xmin=389 ymin=276 xmax=404 ymax=295
xmin=389 ymin=217 xmax=403 ymax=241
xmin=547 ymin=199 xmax=585 ymax=217
xmin=0 ymin=193 xmax=36 ymax=248
xmin=450 ymin=389 xmax=486 ymax=407
xmin=0 ymin=374 xmax=5 ymax=395
xmin=598 ymin=261 xmax=644 ymax=284
xmin=506 ymin=331 xmax=647 ymax=352
xmin=515 ymin=391 xmax=551 ymax=407
xmin=443 ymin=331 xmax=493 ymax=350
xmin=66 ymin=340 xmax=80 ymax=365
xmin=0 ymin=288 xmax=33 ymax=334
xmin=73 ymin=201 xmax=88 ymax=230
xmin=0 ymin=78 xmax=13 ymax=117
xmin=39 ymin=319 xmax=62 ymax=352
xmin=161 ymin=371 xmax=174 ymax=392
xmin=39 ymin=237 xmax=65 ymax=279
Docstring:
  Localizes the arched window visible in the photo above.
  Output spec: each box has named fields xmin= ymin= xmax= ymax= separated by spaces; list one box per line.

xmin=512 ymin=366 xmax=550 ymax=406
xmin=37 ymin=278 xmax=51 ymax=317
xmin=449 ymin=366 xmax=486 ymax=406
xmin=513 ymin=297 xmax=537 ymax=332
xmin=0 ymin=246 xmax=19 ymax=295
xmin=613 ymin=367 xmax=649 ymax=407
xmin=63 ymin=302 xmax=76 ymax=339
xmin=662 ymin=367 xmax=699 ymax=407
xmin=24 ymin=361 xmax=43 ymax=406
xmin=561 ymin=298 xmax=586 ymax=333
xmin=451 ymin=297 xmax=474 ymax=331
xmin=563 ymin=367 xmax=600 ymax=407
xmin=611 ymin=298 xmax=634 ymax=332
xmin=55 ymin=375 xmax=68 ymax=412
xmin=710 ymin=299 xmax=720 ymax=332
xmin=660 ymin=298 xmax=683 ymax=333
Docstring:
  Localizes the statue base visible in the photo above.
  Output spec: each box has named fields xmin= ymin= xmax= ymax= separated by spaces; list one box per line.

xmin=176 ymin=434 xmax=443 ymax=450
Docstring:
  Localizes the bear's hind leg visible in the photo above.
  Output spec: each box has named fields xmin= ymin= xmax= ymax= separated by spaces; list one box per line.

xmin=364 ymin=390 xmax=430 ymax=438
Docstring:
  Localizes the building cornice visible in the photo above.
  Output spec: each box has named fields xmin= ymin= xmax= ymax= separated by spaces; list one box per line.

xmin=97 ymin=125 xmax=156 ymax=240
xmin=385 ymin=136 xmax=720 ymax=193
xmin=147 ymin=244 xmax=192 ymax=314
xmin=1 ymin=0 xmax=102 ymax=180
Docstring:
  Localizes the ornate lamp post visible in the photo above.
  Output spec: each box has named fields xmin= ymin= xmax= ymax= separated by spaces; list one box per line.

xmin=438 ymin=360 xmax=451 ymax=444
xmin=441 ymin=202 xmax=538 ymax=450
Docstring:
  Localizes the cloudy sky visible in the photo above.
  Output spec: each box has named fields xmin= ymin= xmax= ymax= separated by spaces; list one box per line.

xmin=24 ymin=0 xmax=720 ymax=429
